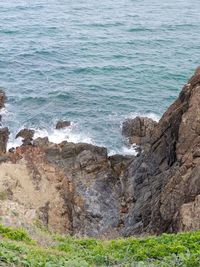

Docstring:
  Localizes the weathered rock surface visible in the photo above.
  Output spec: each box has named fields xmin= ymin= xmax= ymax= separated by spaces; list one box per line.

xmin=0 ymin=141 xmax=133 ymax=237
xmin=122 ymin=116 xmax=157 ymax=150
xmin=56 ymin=120 xmax=71 ymax=129
xmin=0 ymin=127 xmax=9 ymax=154
xmin=16 ymin=128 xmax=35 ymax=145
xmin=121 ymin=70 xmax=200 ymax=235
xmin=1 ymin=70 xmax=200 ymax=237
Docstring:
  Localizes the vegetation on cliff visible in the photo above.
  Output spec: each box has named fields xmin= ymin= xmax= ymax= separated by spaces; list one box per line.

xmin=0 ymin=223 xmax=200 ymax=266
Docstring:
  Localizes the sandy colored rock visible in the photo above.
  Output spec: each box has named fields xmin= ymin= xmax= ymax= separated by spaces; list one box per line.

xmin=0 ymin=127 xmax=9 ymax=154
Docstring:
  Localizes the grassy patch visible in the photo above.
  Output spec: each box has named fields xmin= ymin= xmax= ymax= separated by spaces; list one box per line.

xmin=0 ymin=224 xmax=200 ymax=266
xmin=0 ymin=224 xmax=33 ymax=243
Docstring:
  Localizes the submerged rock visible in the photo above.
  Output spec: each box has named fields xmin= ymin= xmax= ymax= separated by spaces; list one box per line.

xmin=0 ymin=127 xmax=9 ymax=154
xmin=56 ymin=120 xmax=71 ymax=129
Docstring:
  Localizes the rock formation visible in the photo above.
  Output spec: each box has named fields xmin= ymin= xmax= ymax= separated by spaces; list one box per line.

xmin=56 ymin=120 xmax=71 ymax=129
xmin=121 ymin=69 xmax=200 ymax=235
xmin=16 ymin=129 xmax=35 ymax=145
xmin=122 ymin=116 xmax=157 ymax=150
xmin=1 ymin=70 xmax=200 ymax=237
xmin=0 ymin=127 xmax=9 ymax=154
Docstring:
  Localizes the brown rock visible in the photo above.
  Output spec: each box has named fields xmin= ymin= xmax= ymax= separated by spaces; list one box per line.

xmin=122 ymin=116 xmax=157 ymax=149
xmin=2 ymin=68 xmax=200 ymax=238
xmin=173 ymin=195 xmax=200 ymax=232
xmin=0 ymin=127 xmax=9 ymax=154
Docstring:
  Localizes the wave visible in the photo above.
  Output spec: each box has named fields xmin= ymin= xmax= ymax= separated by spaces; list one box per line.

xmin=7 ymin=123 xmax=94 ymax=150
xmin=124 ymin=112 xmax=160 ymax=123
xmin=6 ymin=110 xmax=160 ymax=157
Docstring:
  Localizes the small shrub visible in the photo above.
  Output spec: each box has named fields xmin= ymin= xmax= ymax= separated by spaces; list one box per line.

xmin=0 ymin=224 xmax=33 ymax=243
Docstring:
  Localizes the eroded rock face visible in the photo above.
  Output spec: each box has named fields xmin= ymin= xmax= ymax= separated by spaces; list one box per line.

xmin=1 ymin=70 xmax=200 ymax=237
xmin=121 ymin=71 xmax=200 ymax=235
xmin=0 ymin=140 xmax=133 ymax=237
xmin=16 ymin=129 xmax=35 ymax=145
xmin=0 ymin=127 xmax=9 ymax=154
xmin=122 ymin=117 xmax=157 ymax=150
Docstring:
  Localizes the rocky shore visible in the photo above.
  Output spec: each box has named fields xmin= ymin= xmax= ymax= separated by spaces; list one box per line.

xmin=1 ymin=69 xmax=200 ymax=238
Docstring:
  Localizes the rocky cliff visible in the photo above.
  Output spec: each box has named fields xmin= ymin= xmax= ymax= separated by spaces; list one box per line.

xmin=1 ymin=70 xmax=200 ymax=238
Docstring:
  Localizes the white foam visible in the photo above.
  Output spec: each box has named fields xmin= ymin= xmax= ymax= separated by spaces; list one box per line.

xmin=0 ymin=106 xmax=11 ymax=117
xmin=127 ymin=112 xmax=160 ymax=122
xmin=7 ymin=137 xmax=22 ymax=150
xmin=108 ymin=144 xmax=137 ymax=156
xmin=34 ymin=124 xmax=94 ymax=145
xmin=7 ymin=123 xmax=94 ymax=150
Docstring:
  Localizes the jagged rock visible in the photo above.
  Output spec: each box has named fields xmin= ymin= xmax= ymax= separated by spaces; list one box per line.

xmin=33 ymin=137 xmax=49 ymax=147
xmin=16 ymin=129 xmax=35 ymax=140
xmin=0 ymin=89 xmax=6 ymax=110
xmin=56 ymin=120 xmax=71 ymax=129
xmin=0 ymin=127 xmax=9 ymax=154
xmin=122 ymin=117 xmax=157 ymax=149
xmin=16 ymin=129 xmax=35 ymax=145
xmin=2 ymin=69 xmax=200 ymax=238
xmin=121 ymin=70 xmax=200 ymax=236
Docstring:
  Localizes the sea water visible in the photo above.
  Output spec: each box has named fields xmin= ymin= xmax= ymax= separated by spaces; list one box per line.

xmin=0 ymin=0 xmax=199 ymax=154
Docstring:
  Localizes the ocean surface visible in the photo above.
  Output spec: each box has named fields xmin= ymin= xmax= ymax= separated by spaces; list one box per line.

xmin=0 ymin=0 xmax=200 ymax=154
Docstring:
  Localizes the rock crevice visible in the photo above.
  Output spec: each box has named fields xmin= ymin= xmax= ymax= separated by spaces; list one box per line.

xmin=1 ymin=70 xmax=200 ymax=237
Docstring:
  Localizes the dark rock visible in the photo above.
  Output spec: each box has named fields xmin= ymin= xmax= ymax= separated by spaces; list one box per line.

xmin=0 ymin=89 xmax=6 ymax=110
xmin=8 ymin=147 xmax=15 ymax=153
xmin=3 ymin=68 xmax=200 ymax=238
xmin=0 ymin=127 xmax=9 ymax=154
xmin=56 ymin=120 xmax=71 ymax=130
xmin=122 ymin=116 xmax=157 ymax=149
xmin=0 ymin=156 xmax=9 ymax=163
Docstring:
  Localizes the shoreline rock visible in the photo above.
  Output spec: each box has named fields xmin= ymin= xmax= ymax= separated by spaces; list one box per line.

xmin=56 ymin=120 xmax=71 ymax=129
xmin=122 ymin=116 xmax=158 ymax=150
xmin=0 ymin=127 xmax=9 ymax=154
xmin=16 ymin=129 xmax=35 ymax=146
xmin=1 ymin=69 xmax=200 ymax=237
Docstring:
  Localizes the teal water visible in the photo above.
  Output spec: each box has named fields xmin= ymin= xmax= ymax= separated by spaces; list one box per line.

xmin=0 ymin=0 xmax=199 ymax=153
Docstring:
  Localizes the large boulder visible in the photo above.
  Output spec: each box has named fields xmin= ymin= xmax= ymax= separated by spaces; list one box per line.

xmin=0 ymin=127 xmax=9 ymax=154
xmin=122 ymin=116 xmax=157 ymax=149
xmin=16 ymin=129 xmax=35 ymax=145
xmin=56 ymin=120 xmax=71 ymax=130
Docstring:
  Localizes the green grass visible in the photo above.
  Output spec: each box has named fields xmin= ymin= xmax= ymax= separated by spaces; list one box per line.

xmin=0 ymin=224 xmax=200 ymax=266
